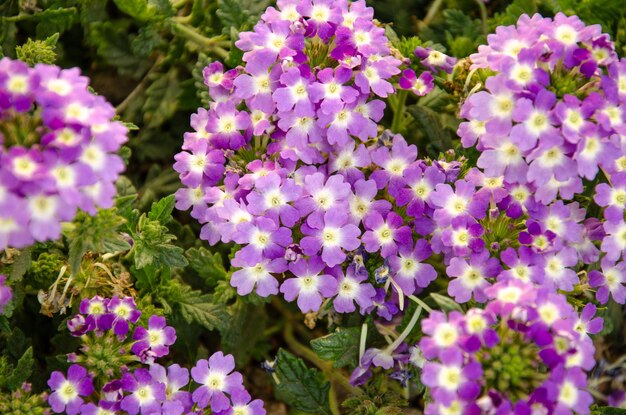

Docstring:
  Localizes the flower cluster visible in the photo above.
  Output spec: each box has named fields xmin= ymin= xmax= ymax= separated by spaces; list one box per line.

xmin=48 ymin=296 xmax=265 ymax=415
xmin=0 ymin=274 xmax=11 ymax=314
xmin=399 ymin=46 xmax=456 ymax=96
xmin=418 ymin=280 xmax=600 ymax=414
xmin=0 ymin=57 xmax=128 ymax=250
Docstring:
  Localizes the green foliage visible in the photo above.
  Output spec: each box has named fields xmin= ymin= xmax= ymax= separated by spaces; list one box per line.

xmin=143 ymin=68 xmax=182 ymax=128
xmin=132 ymin=214 xmax=187 ymax=270
xmin=159 ymin=280 xmax=228 ymax=331
xmin=273 ymin=349 xmax=332 ymax=415
xmin=15 ymin=34 xmax=58 ymax=65
xmin=311 ymin=327 xmax=361 ymax=369
xmin=185 ymin=247 xmax=228 ymax=286
xmin=66 ymin=209 xmax=131 ymax=274
xmin=221 ymin=299 xmax=266 ymax=364
xmin=0 ymin=347 xmax=34 ymax=391
xmin=592 ymin=408 xmax=626 ymax=415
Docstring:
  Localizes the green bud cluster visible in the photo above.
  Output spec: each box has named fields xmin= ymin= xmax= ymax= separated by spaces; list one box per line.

xmin=477 ymin=329 xmax=547 ymax=402
xmin=0 ymin=384 xmax=49 ymax=415
xmin=15 ymin=35 xmax=58 ymax=66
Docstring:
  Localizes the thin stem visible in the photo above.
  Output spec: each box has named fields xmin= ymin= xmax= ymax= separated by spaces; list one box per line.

xmin=408 ymin=295 xmax=433 ymax=313
xmin=387 ymin=306 xmax=422 ymax=352
xmin=474 ymin=0 xmax=488 ymax=36
xmin=390 ymin=90 xmax=408 ymax=134
xmin=358 ymin=323 xmax=368 ymax=362
xmin=421 ymin=0 xmax=445 ymax=29
xmin=170 ymin=21 xmax=231 ymax=59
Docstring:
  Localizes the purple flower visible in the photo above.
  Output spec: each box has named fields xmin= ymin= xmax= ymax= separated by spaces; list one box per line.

xmin=301 ymin=210 xmax=361 ymax=267
xmin=362 ymin=211 xmax=412 ymax=258
xmin=245 ymin=172 xmax=302 ymax=227
xmin=389 ymin=239 xmax=436 ymax=294
xmin=131 ymin=315 xmax=177 ymax=362
xmin=280 ymin=256 xmax=337 ymax=312
xmin=191 ymin=352 xmax=244 ymax=412
xmin=541 ymin=247 xmax=579 ymax=291
xmin=107 ymin=296 xmax=141 ymax=338
xmin=430 ymin=180 xmax=487 ymax=226
xmin=414 ymin=47 xmax=456 ymax=73
xmin=149 ymin=363 xmax=192 ymax=414
xmin=233 ymin=217 xmax=292 ymax=263
xmin=589 ymin=258 xmax=626 ymax=304
xmin=498 ymin=246 xmax=544 ymax=284
xmin=399 ymin=69 xmax=434 ymax=96
xmin=446 ymin=250 xmax=501 ymax=303
xmin=230 ymin=256 xmax=288 ymax=297
xmin=173 ymin=141 xmax=225 ymax=188
xmin=332 ymin=264 xmax=376 ymax=313
xmin=370 ymin=134 xmax=418 ymax=190
xmin=216 ymin=387 xmax=266 ymax=415
xmin=392 ymin=164 xmax=445 ymax=218
xmin=47 ymin=364 xmax=94 ymax=415
xmin=308 ymin=66 xmax=358 ymax=115
xmin=120 ymin=368 xmax=166 ymax=415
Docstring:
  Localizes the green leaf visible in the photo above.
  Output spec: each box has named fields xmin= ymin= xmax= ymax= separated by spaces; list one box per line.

xmin=112 ymin=0 xmax=173 ymax=22
xmin=9 ymin=247 xmax=32 ymax=282
xmin=132 ymin=24 xmax=164 ymax=57
xmin=185 ymin=247 xmax=228 ymax=284
xmin=407 ymin=104 xmax=454 ymax=152
xmin=162 ymin=280 xmax=228 ymax=331
xmin=274 ymin=349 xmax=332 ymax=415
xmin=0 ymin=346 xmax=33 ymax=391
xmin=221 ymin=300 xmax=266 ymax=364
xmin=489 ymin=0 xmax=537 ymax=29
xmin=32 ymin=8 xmax=77 ymax=38
xmin=311 ymin=327 xmax=360 ymax=369
xmin=594 ymin=408 xmax=626 ymax=415
xmin=148 ymin=194 xmax=176 ymax=224
xmin=89 ymin=21 xmax=150 ymax=78
xmin=133 ymin=216 xmax=188 ymax=270
xmin=430 ymin=293 xmax=464 ymax=313
xmin=143 ymin=68 xmax=181 ymax=127
xmin=67 ymin=210 xmax=132 ymax=274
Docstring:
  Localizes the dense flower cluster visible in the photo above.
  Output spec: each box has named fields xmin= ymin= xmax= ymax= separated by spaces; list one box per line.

xmin=419 ymin=280 xmax=600 ymax=414
xmin=0 ymin=274 xmax=11 ymax=314
xmin=48 ymin=296 xmax=265 ymax=415
xmin=0 ymin=58 xmax=128 ymax=250
xmin=172 ymin=5 xmax=626 ymax=414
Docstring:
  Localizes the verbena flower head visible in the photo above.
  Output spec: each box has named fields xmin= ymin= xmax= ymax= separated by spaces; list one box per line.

xmin=48 ymin=297 xmax=265 ymax=414
xmin=0 ymin=57 xmax=128 ymax=250
xmin=419 ymin=280 xmax=596 ymax=414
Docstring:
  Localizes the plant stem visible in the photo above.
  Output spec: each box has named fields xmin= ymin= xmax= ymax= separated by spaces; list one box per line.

xmin=474 ymin=0 xmax=488 ymax=36
xmin=386 ymin=306 xmax=422 ymax=352
xmin=170 ymin=21 xmax=230 ymax=58
xmin=421 ymin=0 xmax=445 ymax=28
xmin=408 ymin=295 xmax=433 ymax=313
xmin=391 ymin=89 xmax=408 ymax=133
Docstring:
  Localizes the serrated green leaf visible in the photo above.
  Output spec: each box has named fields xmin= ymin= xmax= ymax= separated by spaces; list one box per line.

xmin=163 ymin=281 xmax=228 ymax=331
xmin=9 ymin=247 xmax=32 ymax=282
xmin=113 ymin=0 xmax=172 ymax=22
xmin=221 ymin=300 xmax=266 ymax=364
xmin=311 ymin=327 xmax=360 ymax=369
xmin=148 ymin=194 xmax=176 ymax=224
xmin=66 ymin=210 xmax=131 ymax=274
xmin=274 ymin=349 xmax=332 ymax=415
xmin=89 ymin=21 xmax=150 ymax=78
xmin=0 ymin=346 xmax=33 ymax=391
xmin=185 ymin=247 xmax=228 ymax=284
xmin=143 ymin=68 xmax=180 ymax=127
xmin=407 ymin=104 xmax=453 ymax=152
xmin=33 ymin=8 xmax=77 ymax=38
xmin=132 ymin=24 xmax=164 ymax=56
xmin=133 ymin=216 xmax=188 ymax=270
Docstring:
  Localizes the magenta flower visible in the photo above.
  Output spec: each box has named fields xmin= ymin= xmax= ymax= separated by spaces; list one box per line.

xmin=173 ymin=141 xmax=225 ymax=188
xmin=430 ymin=180 xmax=488 ymax=226
xmin=370 ymin=134 xmax=418 ymax=190
xmin=308 ymin=66 xmax=358 ymax=115
xmin=191 ymin=352 xmax=244 ymax=412
xmin=589 ymin=258 xmax=626 ymax=304
xmin=246 ymin=172 xmax=302 ymax=227
xmin=149 ymin=363 xmax=192 ymax=414
xmin=131 ymin=315 xmax=177 ymax=362
xmin=399 ymin=69 xmax=434 ymax=96
xmin=47 ymin=364 xmax=94 ymax=415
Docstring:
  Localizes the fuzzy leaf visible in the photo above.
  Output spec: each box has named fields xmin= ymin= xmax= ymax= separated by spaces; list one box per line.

xmin=221 ymin=300 xmax=266 ymax=364
xmin=148 ymin=194 xmax=176 ymax=224
xmin=133 ymin=216 xmax=188 ymax=270
xmin=143 ymin=68 xmax=181 ymax=127
xmin=185 ymin=247 xmax=228 ymax=284
xmin=67 ymin=210 xmax=131 ymax=274
xmin=164 ymin=281 xmax=228 ymax=331
xmin=274 ymin=349 xmax=332 ymax=415
xmin=311 ymin=327 xmax=360 ymax=369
